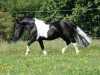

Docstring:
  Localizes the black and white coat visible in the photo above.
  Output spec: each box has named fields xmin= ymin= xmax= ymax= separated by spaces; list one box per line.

xmin=14 ymin=17 xmax=91 ymax=55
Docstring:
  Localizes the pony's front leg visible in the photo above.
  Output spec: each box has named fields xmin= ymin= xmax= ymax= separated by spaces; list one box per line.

xmin=25 ymin=38 xmax=36 ymax=56
xmin=25 ymin=45 xmax=30 ymax=56
xmin=38 ymin=40 xmax=47 ymax=56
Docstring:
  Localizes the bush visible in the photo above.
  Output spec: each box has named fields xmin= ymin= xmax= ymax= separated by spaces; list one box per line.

xmin=0 ymin=12 xmax=13 ymax=41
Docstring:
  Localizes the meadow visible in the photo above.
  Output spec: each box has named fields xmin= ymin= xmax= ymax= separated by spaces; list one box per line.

xmin=0 ymin=39 xmax=100 ymax=75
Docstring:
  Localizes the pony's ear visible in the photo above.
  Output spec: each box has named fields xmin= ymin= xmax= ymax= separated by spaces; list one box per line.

xmin=19 ymin=19 xmax=27 ymax=24
xmin=15 ymin=18 xmax=20 ymax=24
xmin=15 ymin=17 xmax=25 ymax=24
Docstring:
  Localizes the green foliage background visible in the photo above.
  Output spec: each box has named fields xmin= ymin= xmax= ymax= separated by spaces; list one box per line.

xmin=0 ymin=0 xmax=100 ymax=40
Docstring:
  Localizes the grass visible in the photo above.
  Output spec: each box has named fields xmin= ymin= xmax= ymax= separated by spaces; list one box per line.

xmin=0 ymin=39 xmax=100 ymax=75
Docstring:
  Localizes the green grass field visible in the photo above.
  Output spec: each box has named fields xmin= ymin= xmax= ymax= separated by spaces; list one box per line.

xmin=0 ymin=39 xmax=100 ymax=75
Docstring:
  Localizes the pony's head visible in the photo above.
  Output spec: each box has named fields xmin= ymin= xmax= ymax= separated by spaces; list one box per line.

xmin=13 ymin=18 xmax=24 ymax=41
xmin=13 ymin=16 xmax=34 ymax=41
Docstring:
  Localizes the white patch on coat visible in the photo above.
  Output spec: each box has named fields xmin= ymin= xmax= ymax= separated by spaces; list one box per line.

xmin=34 ymin=18 xmax=49 ymax=39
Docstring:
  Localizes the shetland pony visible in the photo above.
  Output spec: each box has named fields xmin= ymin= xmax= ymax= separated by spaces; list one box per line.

xmin=13 ymin=17 xmax=91 ymax=55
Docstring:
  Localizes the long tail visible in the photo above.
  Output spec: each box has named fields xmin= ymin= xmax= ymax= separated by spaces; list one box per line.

xmin=75 ymin=26 xmax=91 ymax=47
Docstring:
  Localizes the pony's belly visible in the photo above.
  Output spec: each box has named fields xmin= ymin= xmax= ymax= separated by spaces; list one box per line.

xmin=46 ymin=30 xmax=60 ymax=40
xmin=39 ymin=36 xmax=60 ymax=40
xmin=38 ymin=30 xmax=60 ymax=40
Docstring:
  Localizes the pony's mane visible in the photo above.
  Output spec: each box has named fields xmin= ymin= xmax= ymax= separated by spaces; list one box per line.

xmin=16 ymin=16 xmax=34 ymax=23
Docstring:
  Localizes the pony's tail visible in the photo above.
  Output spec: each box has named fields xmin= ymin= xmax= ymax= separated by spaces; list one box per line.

xmin=75 ymin=26 xmax=91 ymax=47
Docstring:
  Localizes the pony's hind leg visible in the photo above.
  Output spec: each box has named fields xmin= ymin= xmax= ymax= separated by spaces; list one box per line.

xmin=70 ymin=36 xmax=79 ymax=54
xmin=62 ymin=44 xmax=68 ymax=54
xmin=61 ymin=37 xmax=71 ymax=54
xmin=73 ymin=43 xmax=79 ymax=54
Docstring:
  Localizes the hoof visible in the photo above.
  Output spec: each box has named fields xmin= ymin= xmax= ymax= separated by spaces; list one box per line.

xmin=62 ymin=48 xmax=66 ymax=54
xmin=43 ymin=50 xmax=47 ymax=56
xmin=76 ymin=50 xmax=79 ymax=55
xmin=25 ymin=52 xmax=28 ymax=56
xmin=61 ymin=46 xmax=67 ymax=54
